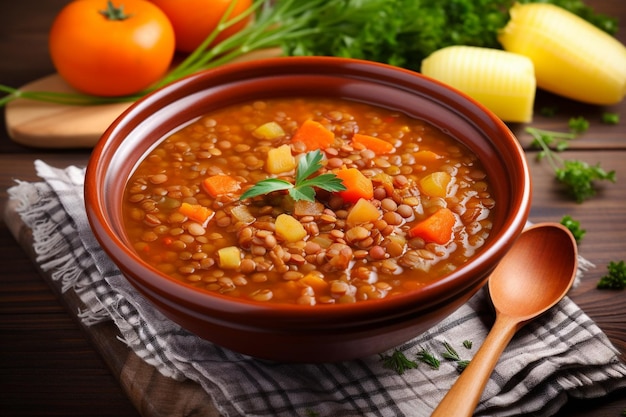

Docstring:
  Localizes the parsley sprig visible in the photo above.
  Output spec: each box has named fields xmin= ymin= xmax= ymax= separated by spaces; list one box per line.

xmin=239 ymin=150 xmax=346 ymax=202
xmin=597 ymin=261 xmax=626 ymax=290
xmin=560 ymin=215 xmax=586 ymax=243
xmin=526 ymin=122 xmax=616 ymax=203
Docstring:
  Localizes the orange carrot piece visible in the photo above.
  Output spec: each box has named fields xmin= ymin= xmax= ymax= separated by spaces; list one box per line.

xmin=334 ymin=168 xmax=374 ymax=203
xmin=291 ymin=119 xmax=335 ymax=151
xmin=202 ymin=174 xmax=241 ymax=197
xmin=352 ymin=133 xmax=394 ymax=154
xmin=179 ymin=202 xmax=214 ymax=225
xmin=408 ymin=207 xmax=456 ymax=244
xmin=413 ymin=150 xmax=442 ymax=164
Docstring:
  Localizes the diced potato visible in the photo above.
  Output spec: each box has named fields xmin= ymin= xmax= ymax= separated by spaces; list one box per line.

xmin=421 ymin=45 xmax=536 ymax=122
xmin=346 ymin=198 xmax=381 ymax=227
xmin=419 ymin=171 xmax=451 ymax=198
xmin=266 ymin=144 xmax=296 ymax=174
xmin=275 ymin=213 xmax=307 ymax=242
xmin=252 ymin=121 xmax=285 ymax=140
xmin=217 ymin=246 xmax=241 ymax=269
xmin=499 ymin=3 xmax=626 ymax=105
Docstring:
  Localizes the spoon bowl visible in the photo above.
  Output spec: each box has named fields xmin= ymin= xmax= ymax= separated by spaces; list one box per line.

xmin=431 ymin=223 xmax=578 ymax=417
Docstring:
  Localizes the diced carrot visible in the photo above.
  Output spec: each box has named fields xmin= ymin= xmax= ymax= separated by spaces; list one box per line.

xmin=202 ymin=174 xmax=241 ymax=197
xmin=413 ymin=150 xmax=443 ymax=164
xmin=178 ymin=202 xmax=214 ymax=225
xmin=334 ymin=168 xmax=374 ymax=203
xmin=352 ymin=133 xmax=394 ymax=154
xmin=408 ymin=207 xmax=456 ymax=244
xmin=291 ymin=119 xmax=335 ymax=151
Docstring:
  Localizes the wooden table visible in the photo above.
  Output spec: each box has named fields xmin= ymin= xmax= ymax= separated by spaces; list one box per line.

xmin=1 ymin=1 xmax=625 ymax=416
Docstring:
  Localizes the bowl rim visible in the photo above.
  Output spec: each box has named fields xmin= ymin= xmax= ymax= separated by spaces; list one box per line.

xmin=85 ymin=56 xmax=531 ymax=323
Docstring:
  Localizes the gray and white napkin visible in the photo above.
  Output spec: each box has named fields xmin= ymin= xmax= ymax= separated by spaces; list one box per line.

xmin=8 ymin=160 xmax=626 ymax=417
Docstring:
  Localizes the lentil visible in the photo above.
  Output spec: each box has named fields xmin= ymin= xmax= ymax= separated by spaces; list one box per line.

xmin=123 ymin=97 xmax=495 ymax=305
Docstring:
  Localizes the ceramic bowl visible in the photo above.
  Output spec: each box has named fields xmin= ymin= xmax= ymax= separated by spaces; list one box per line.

xmin=85 ymin=56 xmax=531 ymax=362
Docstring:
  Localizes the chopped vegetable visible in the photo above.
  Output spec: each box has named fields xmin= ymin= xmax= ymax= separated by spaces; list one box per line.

xmin=202 ymin=174 xmax=241 ymax=197
xmin=413 ymin=150 xmax=443 ymax=165
xmin=597 ymin=261 xmax=626 ymax=290
xmin=351 ymin=133 xmax=395 ymax=154
xmin=275 ymin=213 xmax=307 ymax=242
xmin=380 ymin=349 xmax=418 ymax=375
xmin=421 ymin=45 xmax=536 ymax=122
xmin=253 ymin=121 xmax=286 ymax=140
xmin=419 ymin=171 xmax=451 ymax=198
xmin=266 ymin=144 xmax=296 ymax=174
xmin=299 ymin=272 xmax=329 ymax=293
xmin=217 ymin=246 xmax=242 ymax=269
xmin=498 ymin=2 xmax=626 ymax=105
xmin=527 ymin=126 xmax=616 ymax=203
xmin=408 ymin=207 xmax=456 ymax=244
xmin=240 ymin=150 xmax=346 ymax=202
xmin=346 ymin=198 xmax=381 ymax=227
xmin=291 ymin=119 xmax=335 ymax=151
xmin=178 ymin=202 xmax=214 ymax=225
xmin=334 ymin=168 xmax=374 ymax=203
xmin=560 ymin=215 xmax=585 ymax=243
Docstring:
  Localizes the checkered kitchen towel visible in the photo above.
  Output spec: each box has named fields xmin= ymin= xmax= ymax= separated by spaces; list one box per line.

xmin=8 ymin=160 xmax=626 ymax=417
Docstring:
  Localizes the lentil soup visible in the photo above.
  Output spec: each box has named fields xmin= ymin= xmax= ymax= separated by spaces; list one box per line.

xmin=123 ymin=97 xmax=495 ymax=305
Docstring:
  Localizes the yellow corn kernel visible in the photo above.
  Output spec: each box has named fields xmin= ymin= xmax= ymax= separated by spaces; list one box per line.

xmin=421 ymin=45 xmax=536 ymax=122
xmin=217 ymin=246 xmax=241 ymax=269
xmin=275 ymin=213 xmax=307 ymax=242
xmin=419 ymin=171 xmax=451 ymax=198
xmin=266 ymin=144 xmax=296 ymax=174
xmin=252 ymin=121 xmax=285 ymax=140
xmin=498 ymin=2 xmax=626 ymax=105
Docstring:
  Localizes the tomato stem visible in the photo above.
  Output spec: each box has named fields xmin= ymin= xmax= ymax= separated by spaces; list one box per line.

xmin=99 ymin=0 xmax=132 ymax=21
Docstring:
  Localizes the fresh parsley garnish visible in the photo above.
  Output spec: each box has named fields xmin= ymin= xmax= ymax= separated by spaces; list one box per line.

xmin=239 ymin=150 xmax=346 ymax=202
xmin=526 ymin=125 xmax=616 ymax=203
xmin=380 ymin=349 xmax=418 ymax=375
xmin=560 ymin=215 xmax=586 ymax=243
xmin=597 ymin=261 xmax=626 ymax=290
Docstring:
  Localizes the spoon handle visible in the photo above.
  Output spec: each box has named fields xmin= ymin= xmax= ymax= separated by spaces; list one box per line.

xmin=430 ymin=314 xmax=520 ymax=417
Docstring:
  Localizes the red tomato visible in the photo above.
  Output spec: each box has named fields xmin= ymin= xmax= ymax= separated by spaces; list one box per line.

xmin=49 ymin=0 xmax=175 ymax=97
xmin=149 ymin=0 xmax=253 ymax=53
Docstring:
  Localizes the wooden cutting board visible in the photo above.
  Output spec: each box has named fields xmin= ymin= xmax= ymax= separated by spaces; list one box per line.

xmin=5 ymin=49 xmax=281 ymax=149
xmin=5 ymin=74 xmax=133 ymax=149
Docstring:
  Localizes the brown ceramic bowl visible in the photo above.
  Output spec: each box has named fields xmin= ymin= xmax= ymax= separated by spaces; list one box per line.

xmin=85 ymin=56 xmax=531 ymax=363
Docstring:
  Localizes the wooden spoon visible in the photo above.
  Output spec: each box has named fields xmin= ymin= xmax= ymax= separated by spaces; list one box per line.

xmin=431 ymin=223 xmax=578 ymax=417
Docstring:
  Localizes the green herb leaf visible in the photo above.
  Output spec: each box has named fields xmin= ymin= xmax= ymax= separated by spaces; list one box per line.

xmin=239 ymin=178 xmax=293 ymax=200
xmin=441 ymin=341 xmax=460 ymax=361
xmin=416 ymin=348 xmax=440 ymax=370
xmin=597 ymin=261 xmax=626 ymax=290
xmin=462 ymin=340 xmax=473 ymax=350
xmin=601 ymin=112 xmax=620 ymax=125
xmin=456 ymin=359 xmax=471 ymax=372
xmin=568 ymin=116 xmax=589 ymax=134
xmin=380 ymin=350 xmax=418 ymax=375
xmin=560 ymin=215 xmax=586 ymax=243
xmin=240 ymin=150 xmax=346 ymax=202
xmin=526 ymin=126 xmax=616 ymax=203
xmin=556 ymin=160 xmax=616 ymax=203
